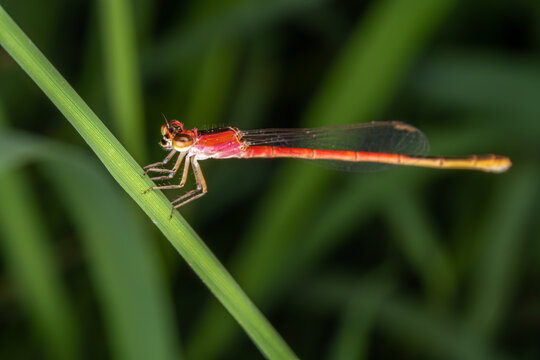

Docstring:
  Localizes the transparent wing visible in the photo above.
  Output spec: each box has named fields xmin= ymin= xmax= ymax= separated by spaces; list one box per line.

xmin=241 ymin=121 xmax=430 ymax=172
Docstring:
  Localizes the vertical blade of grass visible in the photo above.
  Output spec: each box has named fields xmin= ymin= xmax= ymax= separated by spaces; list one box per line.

xmin=188 ymin=1 xmax=458 ymax=358
xmin=97 ymin=0 xmax=145 ymax=160
xmin=170 ymin=0 xmax=242 ymax=130
xmin=184 ymin=41 xmax=240 ymax=127
xmin=0 ymin=109 xmax=79 ymax=360
xmin=0 ymin=6 xmax=297 ymax=360
xmin=0 ymin=174 xmax=79 ymax=360
xmin=228 ymin=39 xmax=276 ymax=129
xmin=464 ymin=165 xmax=538 ymax=342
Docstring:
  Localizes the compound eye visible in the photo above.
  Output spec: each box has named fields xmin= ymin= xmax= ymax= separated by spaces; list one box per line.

xmin=173 ymin=134 xmax=193 ymax=149
xmin=160 ymin=139 xmax=168 ymax=146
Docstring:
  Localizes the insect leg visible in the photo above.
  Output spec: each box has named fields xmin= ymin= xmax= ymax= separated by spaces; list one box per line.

xmin=149 ymin=152 xmax=186 ymax=181
xmin=142 ymin=150 xmax=177 ymax=176
xmin=168 ymin=158 xmax=207 ymax=218
xmin=143 ymin=155 xmax=192 ymax=194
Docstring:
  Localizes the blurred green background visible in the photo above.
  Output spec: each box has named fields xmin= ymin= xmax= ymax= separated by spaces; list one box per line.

xmin=0 ymin=0 xmax=539 ymax=359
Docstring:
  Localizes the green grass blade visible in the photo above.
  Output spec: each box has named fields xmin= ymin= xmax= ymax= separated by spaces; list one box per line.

xmin=228 ymin=40 xmax=277 ymax=129
xmin=0 ymin=6 xmax=297 ymax=360
xmin=184 ymin=42 xmax=240 ymax=126
xmin=97 ymin=0 xmax=146 ymax=160
xmin=0 ymin=174 xmax=79 ymax=360
xmin=0 ymin=109 xmax=79 ymax=360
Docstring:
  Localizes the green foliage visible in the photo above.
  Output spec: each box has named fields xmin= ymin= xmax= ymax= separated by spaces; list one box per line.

xmin=0 ymin=0 xmax=538 ymax=359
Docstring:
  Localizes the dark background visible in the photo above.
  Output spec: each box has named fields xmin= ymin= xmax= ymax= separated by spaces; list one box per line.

xmin=0 ymin=0 xmax=539 ymax=359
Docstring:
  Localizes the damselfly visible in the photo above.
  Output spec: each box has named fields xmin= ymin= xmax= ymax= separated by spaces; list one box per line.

xmin=143 ymin=120 xmax=511 ymax=217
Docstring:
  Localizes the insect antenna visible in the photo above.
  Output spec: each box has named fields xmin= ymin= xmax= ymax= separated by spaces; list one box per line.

xmin=161 ymin=112 xmax=170 ymax=128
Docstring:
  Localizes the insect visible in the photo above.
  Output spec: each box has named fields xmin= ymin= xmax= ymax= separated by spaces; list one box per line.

xmin=143 ymin=120 xmax=511 ymax=217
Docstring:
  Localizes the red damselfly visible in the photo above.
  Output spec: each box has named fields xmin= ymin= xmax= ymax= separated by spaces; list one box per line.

xmin=143 ymin=120 xmax=511 ymax=217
